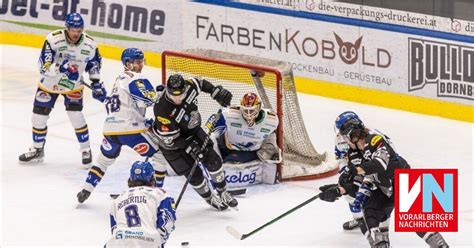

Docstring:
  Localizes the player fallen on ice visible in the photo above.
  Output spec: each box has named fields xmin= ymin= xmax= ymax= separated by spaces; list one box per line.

xmin=19 ymin=13 xmax=106 ymax=167
xmin=212 ymin=90 xmax=280 ymax=188
xmin=106 ymin=161 xmax=176 ymax=247
xmin=318 ymin=112 xmax=449 ymax=248
xmin=77 ymin=48 xmax=166 ymax=204
xmin=152 ymin=74 xmax=237 ymax=210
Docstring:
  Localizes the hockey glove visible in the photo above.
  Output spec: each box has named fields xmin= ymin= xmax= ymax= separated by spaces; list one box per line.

xmin=353 ymin=182 xmax=372 ymax=210
xmin=90 ymin=80 xmax=107 ymax=103
xmin=211 ymin=86 xmax=232 ymax=107
xmin=257 ymin=143 xmax=280 ymax=162
xmin=157 ymin=197 xmax=176 ymax=243
xmin=59 ymin=60 xmax=79 ymax=81
xmin=185 ymin=138 xmax=205 ymax=161
xmin=144 ymin=118 xmax=154 ymax=127
xmin=318 ymin=184 xmax=342 ymax=202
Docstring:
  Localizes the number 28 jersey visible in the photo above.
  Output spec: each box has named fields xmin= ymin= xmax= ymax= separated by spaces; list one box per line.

xmin=102 ymin=71 xmax=157 ymax=136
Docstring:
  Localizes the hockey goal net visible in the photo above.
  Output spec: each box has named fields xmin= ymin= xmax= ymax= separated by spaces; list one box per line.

xmin=161 ymin=49 xmax=338 ymax=181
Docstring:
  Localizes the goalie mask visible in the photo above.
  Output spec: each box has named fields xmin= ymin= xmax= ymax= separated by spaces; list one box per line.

xmin=240 ymin=93 xmax=262 ymax=126
xmin=166 ymin=74 xmax=188 ymax=105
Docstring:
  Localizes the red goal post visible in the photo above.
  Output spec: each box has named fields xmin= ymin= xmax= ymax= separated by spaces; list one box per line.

xmin=161 ymin=49 xmax=338 ymax=181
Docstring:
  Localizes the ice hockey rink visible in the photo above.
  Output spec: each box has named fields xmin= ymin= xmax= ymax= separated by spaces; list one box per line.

xmin=1 ymin=45 xmax=473 ymax=247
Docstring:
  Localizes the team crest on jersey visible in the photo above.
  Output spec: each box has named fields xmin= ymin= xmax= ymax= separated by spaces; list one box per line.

xmin=67 ymin=91 xmax=82 ymax=100
xmin=133 ymin=143 xmax=150 ymax=155
xmin=101 ymin=138 xmax=112 ymax=151
xmin=188 ymin=111 xmax=201 ymax=129
xmin=35 ymin=91 xmax=51 ymax=103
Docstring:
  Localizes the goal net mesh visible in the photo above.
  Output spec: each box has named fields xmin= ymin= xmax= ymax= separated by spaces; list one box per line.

xmin=162 ymin=49 xmax=337 ymax=180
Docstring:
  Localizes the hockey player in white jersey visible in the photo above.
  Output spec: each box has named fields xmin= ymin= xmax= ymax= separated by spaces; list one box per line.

xmin=77 ymin=48 xmax=166 ymax=204
xmin=19 ymin=13 xmax=106 ymax=167
xmin=212 ymin=91 xmax=280 ymax=187
xmin=106 ymin=161 xmax=176 ymax=248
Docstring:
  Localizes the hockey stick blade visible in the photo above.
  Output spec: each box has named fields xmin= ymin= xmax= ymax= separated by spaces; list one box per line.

xmin=229 ymin=188 xmax=247 ymax=196
xmin=226 ymin=226 xmax=246 ymax=240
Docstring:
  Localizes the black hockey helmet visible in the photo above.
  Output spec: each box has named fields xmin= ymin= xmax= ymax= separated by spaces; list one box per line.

xmin=339 ymin=118 xmax=366 ymax=142
xmin=166 ymin=74 xmax=187 ymax=96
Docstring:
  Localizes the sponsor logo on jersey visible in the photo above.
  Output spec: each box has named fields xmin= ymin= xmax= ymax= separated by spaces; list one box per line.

xmin=231 ymin=122 xmax=242 ymax=128
xmin=35 ymin=91 xmax=51 ymax=103
xmin=186 ymin=89 xmax=197 ymax=104
xmin=58 ymin=79 xmax=75 ymax=89
xmin=395 ymin=169 xmax=458 ymax=232
xmin=157 ymin=116 xmax=171 ymax=125
xmin=371 ymin=135 xmax=382 ymax=146
xmin=175 ymin=109 xmax=185 ymax=123
xmin=80 ymin=49 xmax=90 ymax=55
xmin=67 ymin=91 xmax=82 ymax=100
xmin=101 ymin=138 xmax=112 ymax=151
xmin=133 ymin=143 xmax=150 ymax=155
xmin=58 ymin=46 xmax=67 ymax=51
xmin=260 ymin=128 xmax=271 ymax=133
xmin=116 ymin=230 xmax=123 ymax=239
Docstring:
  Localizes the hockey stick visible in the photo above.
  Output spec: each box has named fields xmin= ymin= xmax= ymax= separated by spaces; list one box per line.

xmin=175 ymin=109 xmax=222 ymax=209
xmin=226 ymin=193 xmax=321 ymax=240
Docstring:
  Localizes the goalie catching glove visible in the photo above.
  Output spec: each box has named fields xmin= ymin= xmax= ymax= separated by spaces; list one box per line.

xmin=257 ymin=142 xmax=280 ymax=162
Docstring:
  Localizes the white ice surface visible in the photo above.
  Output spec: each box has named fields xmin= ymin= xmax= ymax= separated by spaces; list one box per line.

xmin=1 ymin=45 xmax=473 ymax=247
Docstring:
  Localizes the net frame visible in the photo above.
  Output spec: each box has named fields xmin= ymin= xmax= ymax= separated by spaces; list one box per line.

xmin=161 ymin=50 xmax=338 ymax=181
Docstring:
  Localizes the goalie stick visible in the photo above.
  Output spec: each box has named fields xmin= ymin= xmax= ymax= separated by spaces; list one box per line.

xmin=226 ymin=193 xmax=321 ymax=240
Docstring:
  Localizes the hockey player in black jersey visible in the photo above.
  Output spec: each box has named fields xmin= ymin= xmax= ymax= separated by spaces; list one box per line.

xmin=319 ymin=112 xmax=449 ymax=248
xmin=152 ymin=74 xmax=237 ymax=210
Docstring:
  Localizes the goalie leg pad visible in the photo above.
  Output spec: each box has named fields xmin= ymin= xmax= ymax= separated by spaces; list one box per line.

xmin=257 ymin=143 xmax=278 ymax=161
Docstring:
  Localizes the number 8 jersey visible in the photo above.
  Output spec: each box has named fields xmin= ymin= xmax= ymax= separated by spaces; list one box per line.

xmin=103 ymin=71 xmax=157 ymax=135
xmin=107 ymin=186 xmax=176 ymax=247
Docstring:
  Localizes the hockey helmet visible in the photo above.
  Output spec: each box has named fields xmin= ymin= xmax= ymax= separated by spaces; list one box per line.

xmin=166 ymin=74 xmax=188 ymax=104
xmin=130 ymin=161 xmax=155 ymax=183
xmin=240 ymin=92 xmax=262 ymax=126
xmin=65 ymin=13 xmax=84 ymax=29
xmin=121 ymin=48 xmax=145 ymax=66
xmin=338 ymin=118 xmax=365 ymax=143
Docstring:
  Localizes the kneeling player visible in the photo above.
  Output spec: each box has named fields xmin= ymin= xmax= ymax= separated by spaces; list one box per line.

xmin=77 ymin=48 xmax=166 ymax=203
xmin=319 ymin=111 xmax=449 ymax=248
xmin=212 ymin=92 xmax=280 ymax=187
xmin=106 ymin=161 xmax=176 ymax=247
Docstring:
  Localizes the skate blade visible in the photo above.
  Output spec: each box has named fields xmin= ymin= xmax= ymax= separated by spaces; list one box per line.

xmin=19 ymin=158 xmax=44 ymax=164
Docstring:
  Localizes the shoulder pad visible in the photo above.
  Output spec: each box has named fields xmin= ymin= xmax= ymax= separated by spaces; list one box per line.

xmin=84 ymin=33 xmax=94 ymax=41
xmin=368 ymin=134 xmax=383 ymax=147
xmin=51 ymin=30 xmax=63 ymax=36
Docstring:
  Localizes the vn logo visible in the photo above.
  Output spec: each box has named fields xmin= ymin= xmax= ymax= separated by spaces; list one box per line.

xmin=395 ymin=169 xmax=458 ymax=232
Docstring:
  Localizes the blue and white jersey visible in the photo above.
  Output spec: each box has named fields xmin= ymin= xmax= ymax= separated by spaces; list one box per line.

xmin=103 ymin=71 xmax=157 ymax=135
xmin=38 ymin=29 xmax=101 ymax=94
xmin=107 ymin=186 xmax=176 ymax=248
xmin=214 ymin=106 xmax=279 ymax=151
